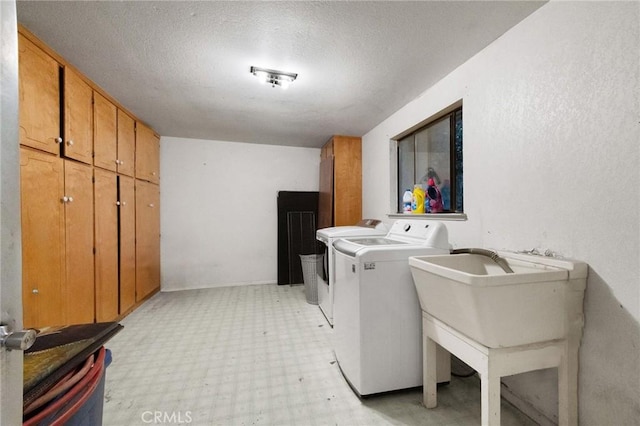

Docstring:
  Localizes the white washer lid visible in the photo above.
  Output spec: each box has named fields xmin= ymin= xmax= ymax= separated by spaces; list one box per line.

xmin=316 ymin=223 xmax=387 ymax=238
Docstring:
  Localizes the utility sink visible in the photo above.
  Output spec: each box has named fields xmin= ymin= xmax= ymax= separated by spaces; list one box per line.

xmin=409 ymin=251 xmax=588 ymax=348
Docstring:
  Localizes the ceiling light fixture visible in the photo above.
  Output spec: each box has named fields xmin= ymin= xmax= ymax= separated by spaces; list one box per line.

xmin=250 ymin=66 xmax=298 ymax=89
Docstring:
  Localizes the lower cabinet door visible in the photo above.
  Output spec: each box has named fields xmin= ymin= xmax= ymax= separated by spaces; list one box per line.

xmin=119 ymin=175 xmax=136 ymax=313
xmin=94 ymin=168 xmax=119 ymax=321
xmin=64 ymin=160 xmax=95 ymax=324
xmin=135 ymin=180 xmax=160 ymax=301
xmin=20 ymin=148 xmax=66 ymax=328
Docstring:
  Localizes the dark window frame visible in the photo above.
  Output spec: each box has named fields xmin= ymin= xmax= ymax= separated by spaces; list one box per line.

xmin=396 ymin=107 xmax=463 ymax=213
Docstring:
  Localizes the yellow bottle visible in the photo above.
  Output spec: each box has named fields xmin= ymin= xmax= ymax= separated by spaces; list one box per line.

xmin=412 ymin=185 xmax=425 ymax=214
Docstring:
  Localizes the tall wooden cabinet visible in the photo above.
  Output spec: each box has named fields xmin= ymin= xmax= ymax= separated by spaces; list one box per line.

xmin=134 ymin=121 xmax=160 ymax=299
xmin=18 ymin=25 xmax=161 ymax=328
xmin=318 ymin=135 xmax=362 ymax=228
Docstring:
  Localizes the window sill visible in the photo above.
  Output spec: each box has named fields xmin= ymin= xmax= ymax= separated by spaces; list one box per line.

xmin=387 ymin=213 xmax=468 ymax=221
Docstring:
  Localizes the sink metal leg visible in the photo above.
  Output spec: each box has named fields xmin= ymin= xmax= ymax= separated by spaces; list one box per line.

xmin=423 ymin=317 xmax=438 ymax=408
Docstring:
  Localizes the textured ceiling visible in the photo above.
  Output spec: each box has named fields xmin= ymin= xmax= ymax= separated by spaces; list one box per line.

xmin=17 ymin=1 xmax=545 ymax=148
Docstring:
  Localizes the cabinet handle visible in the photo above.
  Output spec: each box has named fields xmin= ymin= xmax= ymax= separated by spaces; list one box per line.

xmin=32 ymin=289 xmax=39 ymax=294
xmin=120 ymin=160 xmax=124 ymax=165
xmin=148 ymin=203 xmax=154 ymax=208
xmin=152 ymin=172 xmax=156 ymax=176
xmin=0 ymin=326 xmax=37 ymax=351
xmin=116 ymin=201 xmax=121 ymax=206
xmin=61 ymin=196 xmax=69 ymax=203
xmin=122 ymin=201 xmax=127 ymax=206
xmin=68 ymin=197 xmax=73 ymax=203
xmin=55 ymin=137 xmax=62 ymax=144
xmin=67 ymin=140 xmax=74 ymax=146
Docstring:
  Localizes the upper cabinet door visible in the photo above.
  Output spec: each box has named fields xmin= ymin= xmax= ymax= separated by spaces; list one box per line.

xmin=63 ymin=67 xmax=93 ymax=165
xmin=18 ymin=34 xmax=61 ymax=155
xmin=93 ymin=92 xmax=117 ymax=172
xmin=117 ymin=110 xmax=135 ymax=177
xmin=135 ymin=122 xmax=160 ymax=184
xmin=318 ymin=156 xmax=334 ymax=230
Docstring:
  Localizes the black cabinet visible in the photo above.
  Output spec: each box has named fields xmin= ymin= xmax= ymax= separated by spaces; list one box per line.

xmin=277 ymin=191 xmax=319 ymax=285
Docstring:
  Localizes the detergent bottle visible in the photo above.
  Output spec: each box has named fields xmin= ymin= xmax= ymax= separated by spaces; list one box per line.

xmin=402 ymin=189 xmax=412 ymax=214
xmin=411 ymin=185 xmax=425 ymax=214
xmin=426 ymin=178 xmax=444 ymax=213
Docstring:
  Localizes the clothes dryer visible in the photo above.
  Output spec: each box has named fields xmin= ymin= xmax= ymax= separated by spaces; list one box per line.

xmin=316 ymin=219 xmax=387 ymax=326
xmin=332 ymin=219 xmax=451 ymax=396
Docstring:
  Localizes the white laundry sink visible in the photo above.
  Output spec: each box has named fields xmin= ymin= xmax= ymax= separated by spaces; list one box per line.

xmin=409 ymin=251 xmax=588 ymax=348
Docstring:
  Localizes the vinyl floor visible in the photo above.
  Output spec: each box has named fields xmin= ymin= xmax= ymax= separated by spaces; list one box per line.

xmin=103 ymin=284 xmax=537 ymax=426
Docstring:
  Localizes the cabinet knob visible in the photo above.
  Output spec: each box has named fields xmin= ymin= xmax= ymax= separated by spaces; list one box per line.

xmin=122 ymin=201 xmax=127 ymax=206
xmin=67 ymin=140 xmax=74 ymax=146
xmin=32 ymin=289 xmax=39 ymax=294
xmin=120 ymin=160 xmax=124 ymax=165
xmin=148 ymin=203 xmax=154 ymax=208
xmin=55 ymin=137 xmax=62 ymax=144
xmin=68 ymin=196 xmax=73 ymax=203
xmin=116 ymin=201 xmax=121 ymax=206
xmin=152 ymin=172 xmax=156 ymax=176
xmin=61 ymin=196 xmax=69 ymax=203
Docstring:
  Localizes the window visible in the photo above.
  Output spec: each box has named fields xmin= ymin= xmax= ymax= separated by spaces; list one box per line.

xmin=397 ymin=107 xmax=463 ymax=213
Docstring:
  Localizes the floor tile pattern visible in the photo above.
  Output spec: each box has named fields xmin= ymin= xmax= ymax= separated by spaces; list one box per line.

xmin=103 ymin=284 xmax=537 ymax=425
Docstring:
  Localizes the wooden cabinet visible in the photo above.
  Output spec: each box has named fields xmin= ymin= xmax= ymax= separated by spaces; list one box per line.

xmin=118 ymin=175 xmax=136 ymax=314
xmin=63 ymin=68 xmax=93 ymax=165
xmin=19 ymin=33 xmax=94 ymax=165
xmin=18 ymin=25 xmax=161 ymax=327
xmin=94 ymin=169 xmax=119 ymax=321
xmin=117 ymin=111 xmax=136 ymax=177
xmin=64 ymin=160 xmax=95 ymax=324
xmin=18 ymin=34 xmax=61 ymax=155
xmin=136 ymin=180 xmax=160 ymax=301
xmin=318 ymin=135 xmax=362 ymax=228
xmin=135 ymin=122 xmax=160 ymax=184
xmin=20 ymin=148 xmax=94 ymax=328
xmin=20 ymin=149 xmax=66 ymax=328
xmin=94 ymin=94 xmax=136 ymax=177
xmin=94 ymin=92 xmax=118 ymax=172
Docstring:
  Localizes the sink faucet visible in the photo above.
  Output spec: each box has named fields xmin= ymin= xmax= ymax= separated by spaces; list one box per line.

xmin=450 ymin=248 xmax=514 ymax=273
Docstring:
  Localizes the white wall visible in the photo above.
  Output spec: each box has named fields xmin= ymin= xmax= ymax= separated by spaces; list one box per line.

xmin=362 ymin=2 xmax=639 ymax=425
xmin=160 ymin=137 xmax=319 ymax=291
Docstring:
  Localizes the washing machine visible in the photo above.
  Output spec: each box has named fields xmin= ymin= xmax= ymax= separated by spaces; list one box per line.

xmin=316 ymin=219 xmax=387 ymax=326
xmin=332 ymin=219 xmax=451 ymax=396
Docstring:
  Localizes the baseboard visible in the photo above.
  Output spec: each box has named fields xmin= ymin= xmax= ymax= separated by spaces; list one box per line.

xmin=160 ymin=280 xmax=276 ymax=292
